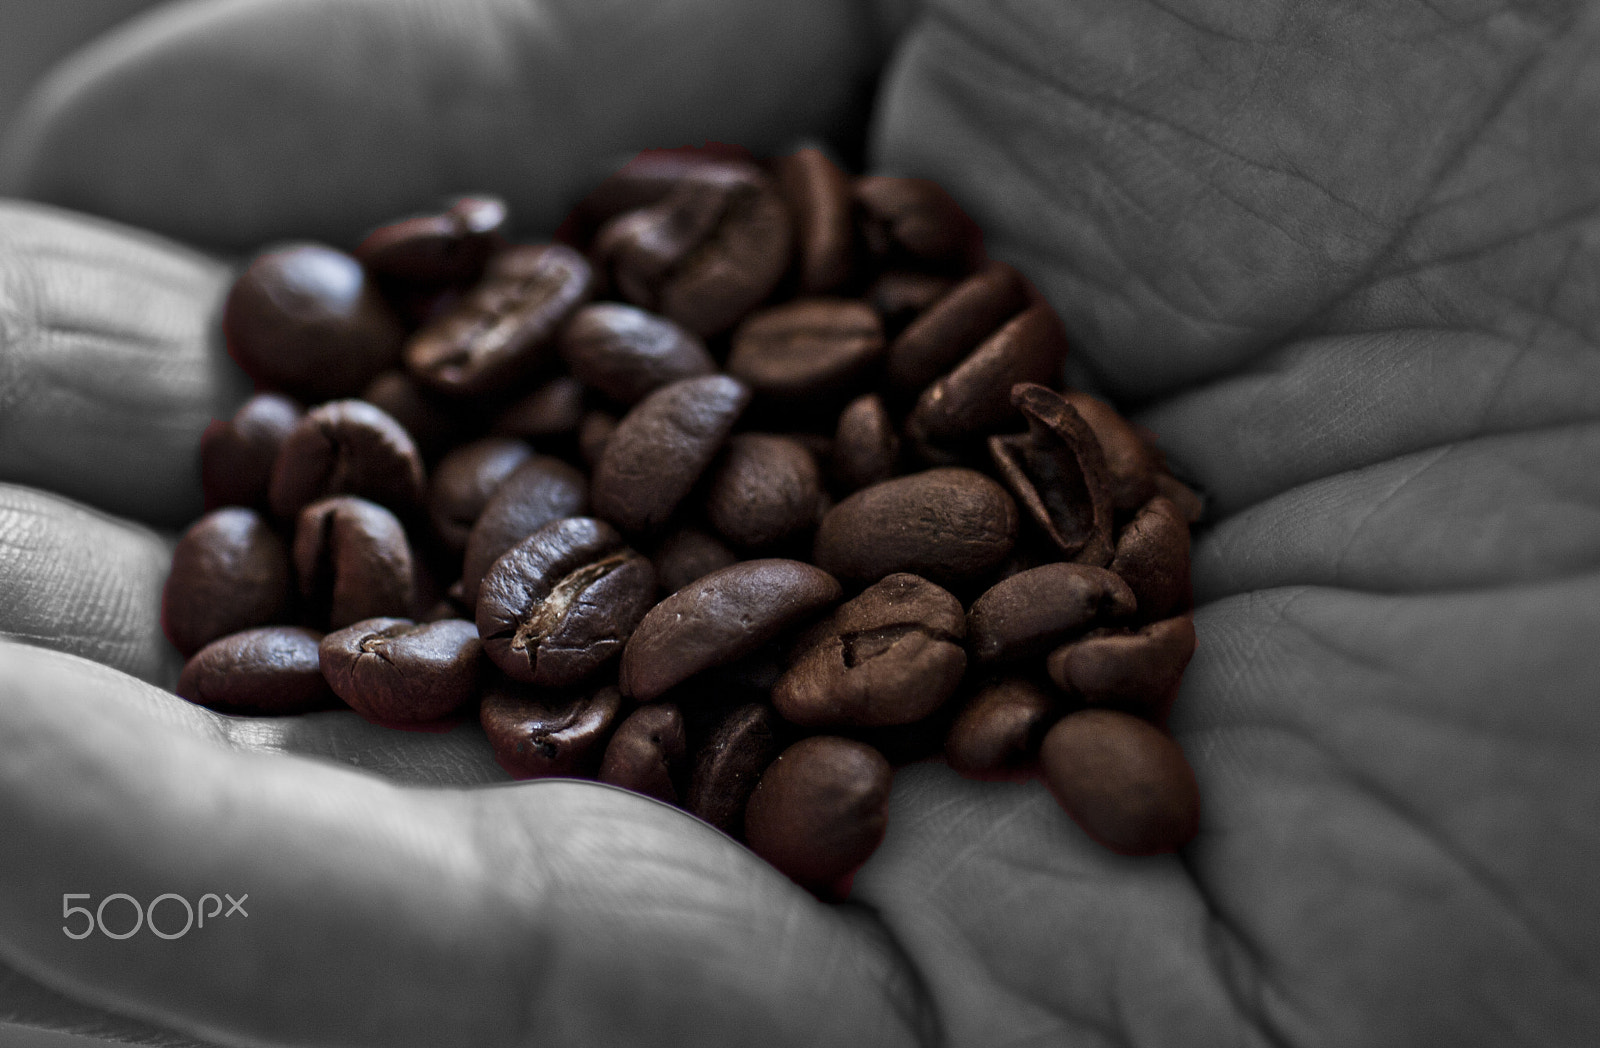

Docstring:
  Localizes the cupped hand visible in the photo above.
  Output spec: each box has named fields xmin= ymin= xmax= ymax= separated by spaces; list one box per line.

xmin=1 ymin=1 xmax=1597 ymax=1046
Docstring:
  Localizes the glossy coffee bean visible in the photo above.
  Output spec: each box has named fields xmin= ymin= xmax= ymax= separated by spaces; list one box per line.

xmin=558 ymin=303 xmax=715 ymax=406
xmin=200 ymin=393 xmax=302 ymax=511
xmin=268 ymin=399 xmax=427 ymax=520
xmin=831 ymin=394 xmax=900 ymax=492
xmin=597 ymin=703 xmax=687 ymax=804
xmin=1045 ymin=615 xmax=1197 ymax=717
xmin=490 ymin=376 xmax=587 ymax=439
xmin=162 ymin=508 xmax=290 ymax=657
xmin=458 ymin=455 xmax=588 ymax=605
xmin=651 ymin=526 xmax=739 ymax=595
xmin=177 ymin=626 xmax=336 ymax=714
xmin=292 ymin=496 xmax=415 ymax=630
xmin=854 ymin=176 xmax=980 ymax=270
xmin=704 ymin=434 xmax=825 ymax=550
xmin=907 ymin=304 xmax=1068 ymax=450
xmin=727 ymin=299 xmax=884 ymax=407
xmin=813 ymin=468 xmax=1017 ymax=589
xmin=590 ymin=375 xmax=750 ymax=534
xmin=360 ymin=371 xmax=464 ymax=459
xmin=427 ymin=437 xmax=533 ymax=552
xmin=774 ymin=147 xmax=855 ymax=294
xmin=864 ymin=270 xmax=956 ymax=336
xmin=685 ymin=702 xmax=785 ymax=836
xmin=405 ymin=244 xmax=593 ymax=396
xmin=885 ymin=260 xmax=1029 ymax=395
xmin=476 ymin=517 xmax=656 ymax=686
xmin=1061 ymin=389 xmax=1162 ymax=512
xmin=354 ymin=196 xmax=507 ymax=283
xmin=480 ymin=679 xmax=625 ymax=779
xmin=944 ymin=677 xmax=1059 ymax=780
xmin=1039 ymin=708 xmax=1200 ymax=855
xmin=620 ymin=559 xmax=842 ymax=702
xmin=966 ymin=563 xmax=1136 ymax=663
xmin=743 ymin=736 xmax=893 ymax=889
xmin=569 ymin=151 xmax=761 ymax=241
xmin=773 ymin=573 xmax=966 ymax=728
xmin=223 ymin=244 xmax=406 ymax=400
xmin=1110 ymin=496 xmax=1192 ymax=621
xmin=319 ymin=617 xmax=482 ymax=722
xmin=989 ymin=383 xmax=1115 ymax=566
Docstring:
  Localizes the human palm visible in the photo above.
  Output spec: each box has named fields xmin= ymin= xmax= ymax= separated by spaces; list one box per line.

xmin=1 ymin=1 xmax=1596 ymax=1046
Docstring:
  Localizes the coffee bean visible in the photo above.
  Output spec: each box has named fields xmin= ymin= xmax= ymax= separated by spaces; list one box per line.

xmin=813 ymin=467 xmax=1017 ymax=589
xmin=597 ymin=702 xmax=687 ymax=804
xmin=427 ymin=437 xmax=534 ymax=552
xmin=268 ymin=399 xmax=427 ymax=520
xmin=743 ymin=735 xmax=892 ymax=889
xmin=885 ymin=260 xmax=1029 ymax=395
xmin=620 ymin=559 xmax=842 ymax=702
xmin=558 ymin=303 xmax=715 ymax=406
xmin=223 ymin=244 xmax=406 ymax=400
xmin=590 ymin=374 xmax=750 ymax=534
xmin=480 ymin=679 xmax=625 ymax=779
xmin=854 ymin=176 xmax=980 ymax=270
xmin=319 ymin=617 xmax=483 ymax=722
xmin=490 ymin=376 xmax=587 ymax=439
xmin=568 ymin=151 xmax=762 ymax=243
xmin=405 ymin=244 xmax=593 ymax=396
xmin=1110 ymin=496 xmax=1192 ymax=621
xmin=458 ymin=455 xmax=588 ymax=605
xmin=1153 ymin=472 xmax=1206 ymax=524
xmin=354 ymin=195 xmax=507 ymax=284
xmin=944 ymin=677 xmax=1059 ymax=780
xmin=200 ymin=393 xmax=302 ymax=511
xmin=773 ymin=573 xmax=966 ymax=728
xmin=292 ymin=496 xmax=416 ymax=630
xmin=177 ymin=626 xmax=337 ymax=714
xmin=1045 ymin=615 xmax=1197 ymax=720
xmin=774 ymin=147 xmax=855 ymax=294
xmin=863 ymin=270 xmax=956 ymax=336
xmin=651 ymin=526 xmax=740 ymax=595
xmin=831 ymin=393 xmax=900 ymax=492
xmin=359 ymin=370 xmax=464 ymax=460
xmin=685 ymin=702 xmax=785 ymax=836
xmin=162 ymin=508 xmax=291 ymax=657
xmin=726 ymin=299 xmax=884 ymax=407
xmin=704 ymin=434 xmax=825 ymax=551
xmin=476 ymin=517 xmax=656 ymax=686
xmin=1059 ymin=389 xmax=1162 ymax=512
xmin=966 ymin=563 xmax=1136 ymax=663
xmin=989 ymin=383 xmax=1115 ymax=566
xmin=1039 ymin=708 xmax=1199 ymax=855
xmin=576 ymin=411 xmax=617 ymax=468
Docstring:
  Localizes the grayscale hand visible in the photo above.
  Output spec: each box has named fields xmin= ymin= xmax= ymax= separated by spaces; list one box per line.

xmin=1 ymin=1 xmax=1596 ymax=1046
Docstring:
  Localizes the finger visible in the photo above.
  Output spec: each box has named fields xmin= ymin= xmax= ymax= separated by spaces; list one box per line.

xmin=0 ymin=201 xmax=247 ymax=526
xmin=0 ymin=640 xmax=929 ymax=1048
xmin=4 ymin=0 xmax=899 ymax=251
xmin=0 ymin=0 xmax=168 ymax=139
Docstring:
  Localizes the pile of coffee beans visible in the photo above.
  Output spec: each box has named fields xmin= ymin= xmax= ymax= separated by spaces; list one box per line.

xmin=164 ymin=146 xmax=1204 ymax=892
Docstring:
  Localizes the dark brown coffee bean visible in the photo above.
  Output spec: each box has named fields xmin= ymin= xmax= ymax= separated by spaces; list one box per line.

xmin=685 ymin=702 xmax=784 ymax=836
xmin=1154 ymin=472 xmax=1206 ymax=524
xmin=223 ymin=244 xmax=406 ymax=400
xmin=1039 ymin=708 xmax=1200 ymax=855
xmin=944 ymin=677 xmax=1058 ymax=780
xmin=831 ymin=394 xmax=900 ymax=492
xmin=726 ymin=299 xmax=884 ymax=406
xmin=458 ymin=455 xmax=588 ymax=605
xmin=558 ymin=303 xmax=715 ymax=406
xmin=1059 ymin=389 xmax=1162 ymax=512
xmin=773 ymin=147 xmax=855 ymax=294
xmin=568 ymin=151 xmax=762 ymax=243
xmin=292 ymin=496 xmax=416 ymax=629
xmin=864 ymin=270 xmax=957 ymax=336
xmin=620 ymin=559 xmax=842 ymax=702
xmin=490 ymin=376 xmax=587 ymax=439
xmin=989 ymin=383 xmax=1115 ymax=566
xmin=267 ymin=399 xmax=427 ymax=520
xmin=813 ymin=467 xmax=1017 ymax=589
xmin=319 ymin=617 xmax=482 ymax=721
xmin=591 ymin=375 xmax=750 ymax=535
xmin=652 ymin=526 xmax=739 ymax=595
xmin=1110 ymin=496 xmax=1192 ymax=621
xmin=476 ymin=517 xmax=656 ymax=686
xmin=162 ymin=507 xmax=291 ymax=656
xmin=177 ymin=626 xmax=336 ymax=714
xmin=704 ymin=434 xmax=825 ymax=550
xmin=593 ymin=167 xmax=792 ymax=336
xmin=885 ymin=260 xmax=1029 ymax=395
xmin=405 ymin=244 xmax=593 ymax=396
xmin=1046 ymin=615 xmax=1197 ymax=720
xmin=354 ymin=196 xmax=507 ymax=283
xmin=480 ymin=679 xmax=625 ymax=779
xmin=597 ymin=703 xmax=687 ymax=804
xmin=967 ymin=563 xmax=1136 ymax=664
xmin=743 ymin=736 xmax=892 ymax=889
xmin=427 ymin=437 xmax=533 ymax=552
xmin=907 ymin=304 xmax=1068 ymax=450
xmin=773 ymin=573 xmax=966 ymax=728
xmin=576 ymin=411 xmax=617 ymax=468
xmin=359 ymin=371 xmax=464 ymax=459
xmin=854 ymin=176 xmax=980 ymax=270
xmin=200 ymin=393 xmax=302 ymax=511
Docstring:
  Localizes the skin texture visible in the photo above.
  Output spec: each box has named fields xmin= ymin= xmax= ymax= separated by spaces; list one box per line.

xmin=0 ymin=1 xmax=1597 ymax=1046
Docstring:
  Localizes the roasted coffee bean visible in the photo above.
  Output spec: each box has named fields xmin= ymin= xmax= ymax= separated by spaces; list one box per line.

xmin=200 ymin=393 xmax=302 ymax=511
xmin=831 ymin=394 xmax=900 ymax=492
xmin=223 ymin=244 xmax=406 ymax=400
xmin=558 ymin=303 xmax=715 ymax=406
xmin=652 ymin=526 xmax=739 ymax=594
xmin=597 ymin=702 xmax=687 ymax=804
xmin=726 ymin=299 xmax=884 ymax=407
xmin=590 ymin=374 xmax=750 ymax=534
xmin=576 ymin=411 xmax=617 ymax=468
xmin=907 ymin=304 xmax=1068 ymax=451
xmin=743 ymin=735 xmax=892 ymax=889
xmin=568 ymin=151 xmax=761 ymax=242
xmin=854 ymin=176 xmax=980 ymax=270
xmin=989 ymin=383 xmax=1115 ymax=566
xmin=360 ymin=371 xmax=463 ymax=459
xmin=490 ymin=376 xmax=587 ymax=439
xmin=885 ymin=260 xmax=1029 ymax=395
xmin=354 ymin=195 xmax=507 ymax=283
xmin=427 ymin=437 xmax=533 ymax=552
xmin=292 ymin=496 xmax=416 ymax=629
xmin=177 ymin=626 xmax=336 ymax=714
xmin=620 ymin=559 xmax=842 ymax=702
xmin=593 ymin=166 xmax=792 ymax=336
xmin=773 ymin=147 xmax=855 ymax=294
xmin=480 ymin=679 xmax=625 ymax=779
xmin=319 ymin=617 xmax=482 ymax=722
xmin=476 ymin=517 xmax=655 ymax=686
xmin=458 ymin=455 xmax=588 ymax=605
xmin=944 ymin=677 xmax=1059 ymax=780
xmin=162 ymin=507 xmax=291 ymax=656
xmin=773 ymin=573 xmax=966 ymax=728
xmin=1060 ymin=390 xmax=1162 ymax=512
xmin=1110 ymin=496 xmax=1192 ymax=621
xmin=966 ymin=563 xmax=1136 ymax=663
xmin=268 ymin=399 xmax=427 ymax=520
xmin=1039 ymin=708 xmax=1200 ymax=855
xmin=864 ymin=270 xmax=956 ymax=336
xmin=813 ymin=467 xmax=1017 ymax=589
xmin=704 ymin=434 xmax=825 ymax=550
xmin=1046 ymin=615 xmax=1197 ymax=719
xmin=406 ymin=244 xmax=593 ymax=396
xmin=685 ymin=702 xmax=785 ymax=836
xmin=1154 ymin=472 xmax=1206 ymax=524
